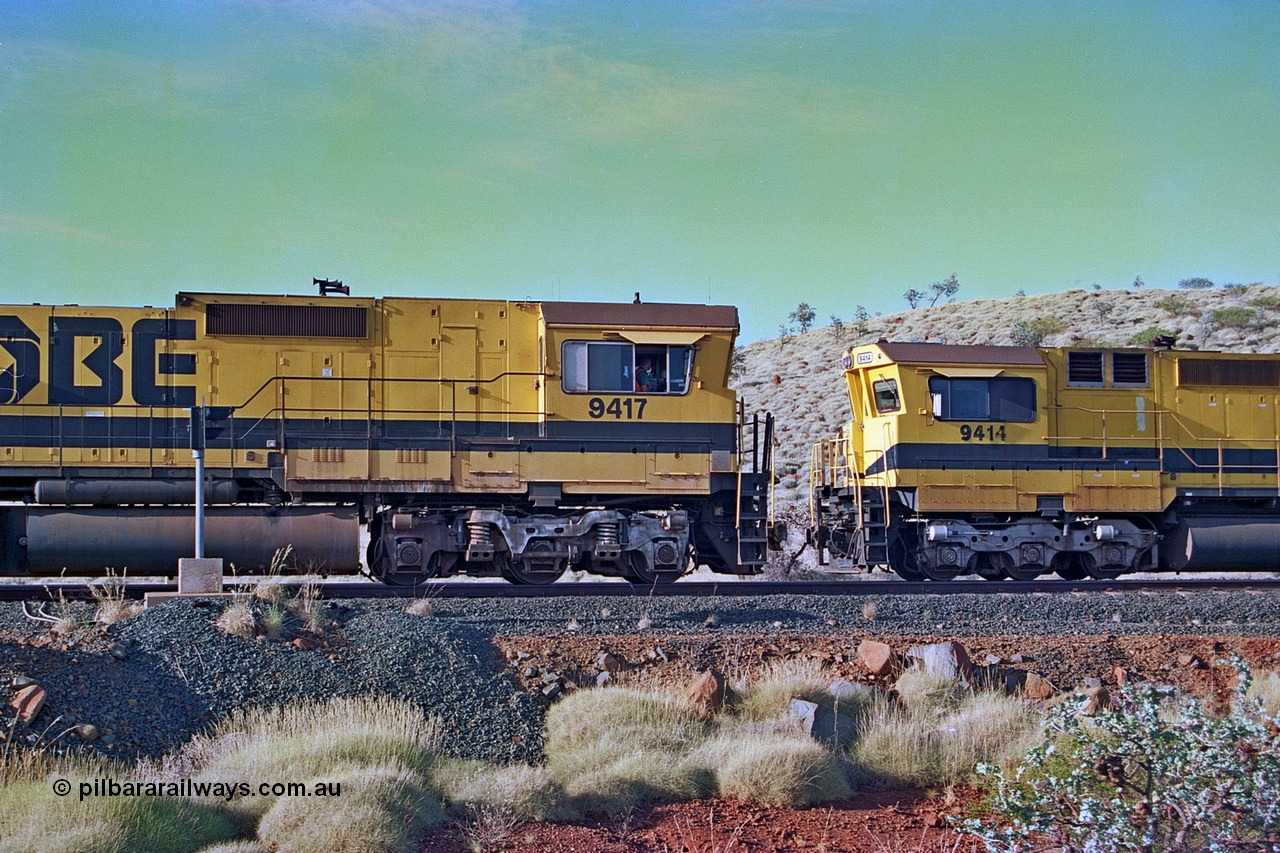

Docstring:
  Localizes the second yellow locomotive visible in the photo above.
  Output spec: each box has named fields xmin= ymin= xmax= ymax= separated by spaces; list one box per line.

xmin=0 ymin=288 xmax=771 ymax=583
xmin=810 ymin=341 xmax=1280 ymax=579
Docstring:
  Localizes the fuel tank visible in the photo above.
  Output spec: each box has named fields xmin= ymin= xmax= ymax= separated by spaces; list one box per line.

xmin=8 ymin=506 xmax=359 ymax=575
xmin=1162 ymin=516 xmax=1280 ymax=571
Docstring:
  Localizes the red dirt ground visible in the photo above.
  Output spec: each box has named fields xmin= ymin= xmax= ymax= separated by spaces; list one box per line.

xmin=418 ymin=631 xmax=1280 ymax=852
xmin=422 ymin=788 xmax=977 ymax=853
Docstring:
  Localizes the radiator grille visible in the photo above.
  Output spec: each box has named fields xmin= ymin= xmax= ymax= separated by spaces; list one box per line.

xmin=206 ymin=303 xmax=368 ymax=339
xmin=1178 ymin=358 xmax=1280 ymax=387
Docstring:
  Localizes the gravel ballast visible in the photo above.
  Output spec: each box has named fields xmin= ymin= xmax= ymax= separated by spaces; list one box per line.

xmin=2 ymin=587 xmax=1279 ymax=765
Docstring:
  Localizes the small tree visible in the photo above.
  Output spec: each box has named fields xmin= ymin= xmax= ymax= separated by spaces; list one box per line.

xmin=788 ymin=303 xmax=816 ymax=334
xmin=1178 ymin=277 xmax=1215 ymax=289
xmin=903 ymin=288 xmax=925 ymax=309
xmin=776 ymin=324 xmax=792 ymax=350
xmin=1132 ymin=275 xmax=1145 ymax=290
xmin=828 ymin=314 xmax=844 ymax=340
xmin=852 ymin=305 xmax=870 ymax=337
xmin=927 ymin=273 xmax=960 ymax=307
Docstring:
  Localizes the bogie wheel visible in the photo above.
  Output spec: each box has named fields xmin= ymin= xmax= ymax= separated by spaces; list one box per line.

xmin=377 ymin=551 xmax=444 ymax=587
xmin=1004 ymin=558 xmax=1044 ymax=582
xmin=1052 ymin=553 xmax=1089 ymax=580
xmin=503 ymin=540 xmax=567 ymax=585
xmin=887 ymin=537 xmax=927 ymax=582
xmin=973 ymin=554 xmax=1008 ymax=581
xmin=1086 ymin=562 xmax=1126 ymax=581
xmin=624 ymin=551 xmax=682 ymax=586
xmin=920 ymin=562 xmax=963 ymax=581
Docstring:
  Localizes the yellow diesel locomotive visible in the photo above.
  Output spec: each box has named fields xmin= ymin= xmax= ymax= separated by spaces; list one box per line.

xmin=810 ymin=341 xmax=1280 ymax=580
xmin=0 ymin=289 xmax=771 ymax=583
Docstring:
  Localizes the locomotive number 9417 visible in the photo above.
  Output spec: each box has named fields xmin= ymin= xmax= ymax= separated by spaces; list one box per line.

xmin=588 ymin=397 xmax=648 ymax=419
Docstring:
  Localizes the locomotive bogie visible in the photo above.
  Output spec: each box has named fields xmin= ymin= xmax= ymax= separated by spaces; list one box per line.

xmin=369 ymin=506 xmax=691 ymax=585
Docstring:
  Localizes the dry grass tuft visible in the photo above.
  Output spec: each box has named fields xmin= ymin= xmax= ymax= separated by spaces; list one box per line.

xmin=88 ymin=573 xmax=142 ymax=625
xmin=546 ymin=687 xmax=714 ymax=813
xmin=159 ymin=696 xmax=443 ymax=829
xmin=433 ymin=760 xmax=571 ymax=821
xmin=214 ymin=600 xmax=258 ymax=639
xmin=852 ymin=690 xmax=1041 ymax=787
xmin=404 ymin=598 xmax=434 ymax=617
xmin=1247 ymin=669 xmax=1280 ymax=716
xmin=733 ymin=658 xmax=835 ymax=720
xmin=894 ymin=668 xmax=969 ymax=714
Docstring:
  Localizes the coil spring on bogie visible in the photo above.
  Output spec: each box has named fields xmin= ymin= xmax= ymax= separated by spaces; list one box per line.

xmin=596 ymin=521 xmax=620 ymax=547
xmin=467 ymin=521 xmax=493 ymax=549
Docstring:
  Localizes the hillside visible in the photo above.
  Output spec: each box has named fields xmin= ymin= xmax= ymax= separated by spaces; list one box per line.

xmin=733 ymin=284 xmax=1280 ymax=505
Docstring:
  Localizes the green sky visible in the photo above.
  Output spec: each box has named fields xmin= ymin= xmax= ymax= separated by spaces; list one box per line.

xmin=2 ymin=1 xmax=1278 ymax=341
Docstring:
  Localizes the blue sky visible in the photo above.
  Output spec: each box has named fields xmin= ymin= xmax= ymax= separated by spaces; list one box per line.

xmin=2 ymin=1 xmax=1278 ymax=341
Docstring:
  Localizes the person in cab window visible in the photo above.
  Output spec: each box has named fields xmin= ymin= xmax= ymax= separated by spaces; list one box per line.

xmin=635 ymin=358 xmax=656 ymax=392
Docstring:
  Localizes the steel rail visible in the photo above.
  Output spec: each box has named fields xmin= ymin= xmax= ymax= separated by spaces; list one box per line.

xmin=2 ymin=575 xmax=1279 ymax=602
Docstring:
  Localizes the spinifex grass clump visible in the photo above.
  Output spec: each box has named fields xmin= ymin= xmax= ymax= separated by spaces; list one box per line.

xmin=962 ymin=661 xmax=1280 ymax=852
xmin=158 ymin=696 xmax=447 ymax=853
xmin=0 ymin=750 xmax=237 ymax=853
xmin=851 ymin=668 xmax=1041 ymax=788
xmin=544 ymin=687 xmax=715 ymax=814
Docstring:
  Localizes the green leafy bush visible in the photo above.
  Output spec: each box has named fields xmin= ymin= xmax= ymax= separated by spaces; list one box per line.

xmin=962 ymin=664 xmax=1280 ymax=852
xmin=1210 ymin=306 xmax=1258 ymax=329
xmin=1009 ymin=316 xmax=1065 ymax=347
xmin=1128 ymin=326 xmax=1174 ymax=347
xmin=1249 ymin=293 xmax=1280 ymax=310
xmin=1154 ymin=294 xmax=1194 ymax=315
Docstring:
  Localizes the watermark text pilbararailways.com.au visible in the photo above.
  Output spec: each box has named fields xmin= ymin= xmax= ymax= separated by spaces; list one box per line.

xmin=52 ymin=777 xmax=342 ymax=802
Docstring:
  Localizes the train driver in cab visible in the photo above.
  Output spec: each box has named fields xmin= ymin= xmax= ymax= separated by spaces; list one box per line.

xmin=635 ymin=354 xmax=666 ymax=393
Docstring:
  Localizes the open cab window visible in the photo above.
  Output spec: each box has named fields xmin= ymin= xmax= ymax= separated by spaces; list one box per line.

xmin=561 ymin=342 xmax=694 ymax=395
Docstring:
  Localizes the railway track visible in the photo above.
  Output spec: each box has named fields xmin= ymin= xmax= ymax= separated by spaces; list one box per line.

xmin=3 ymin=575 xmax=1279 ymax=602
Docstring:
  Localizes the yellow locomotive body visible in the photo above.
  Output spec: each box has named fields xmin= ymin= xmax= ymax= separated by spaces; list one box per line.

xmin=810 ymin=341 xmax=1280 ymax=580
xmin=0 ymin=291 xmax=771 ymax=582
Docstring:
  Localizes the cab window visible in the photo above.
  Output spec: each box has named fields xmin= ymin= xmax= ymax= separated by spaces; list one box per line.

xmin=561 ymin=342 xmax=694 ymax=395
xmin=928 ymin=376 xmax=1037 ymax=422
xmin=872 ymin=379 xmax=900 ymax=413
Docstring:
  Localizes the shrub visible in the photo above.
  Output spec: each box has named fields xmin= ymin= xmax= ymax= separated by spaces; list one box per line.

xmin=1128 ymin=326 xmax=1174 ymax=347
xmin=1249 ymin=293 xmax=1280 ymax=311
xmin=1009 ymin=316 xmax=1064 ymax=347
xmin=1210 ymin=305 xmax=1259 ymax=329
xmin=1154 ymin=293 xmax=1194 ymax=315
xmin=962 ymin=666 xmax=1280 ymax=852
